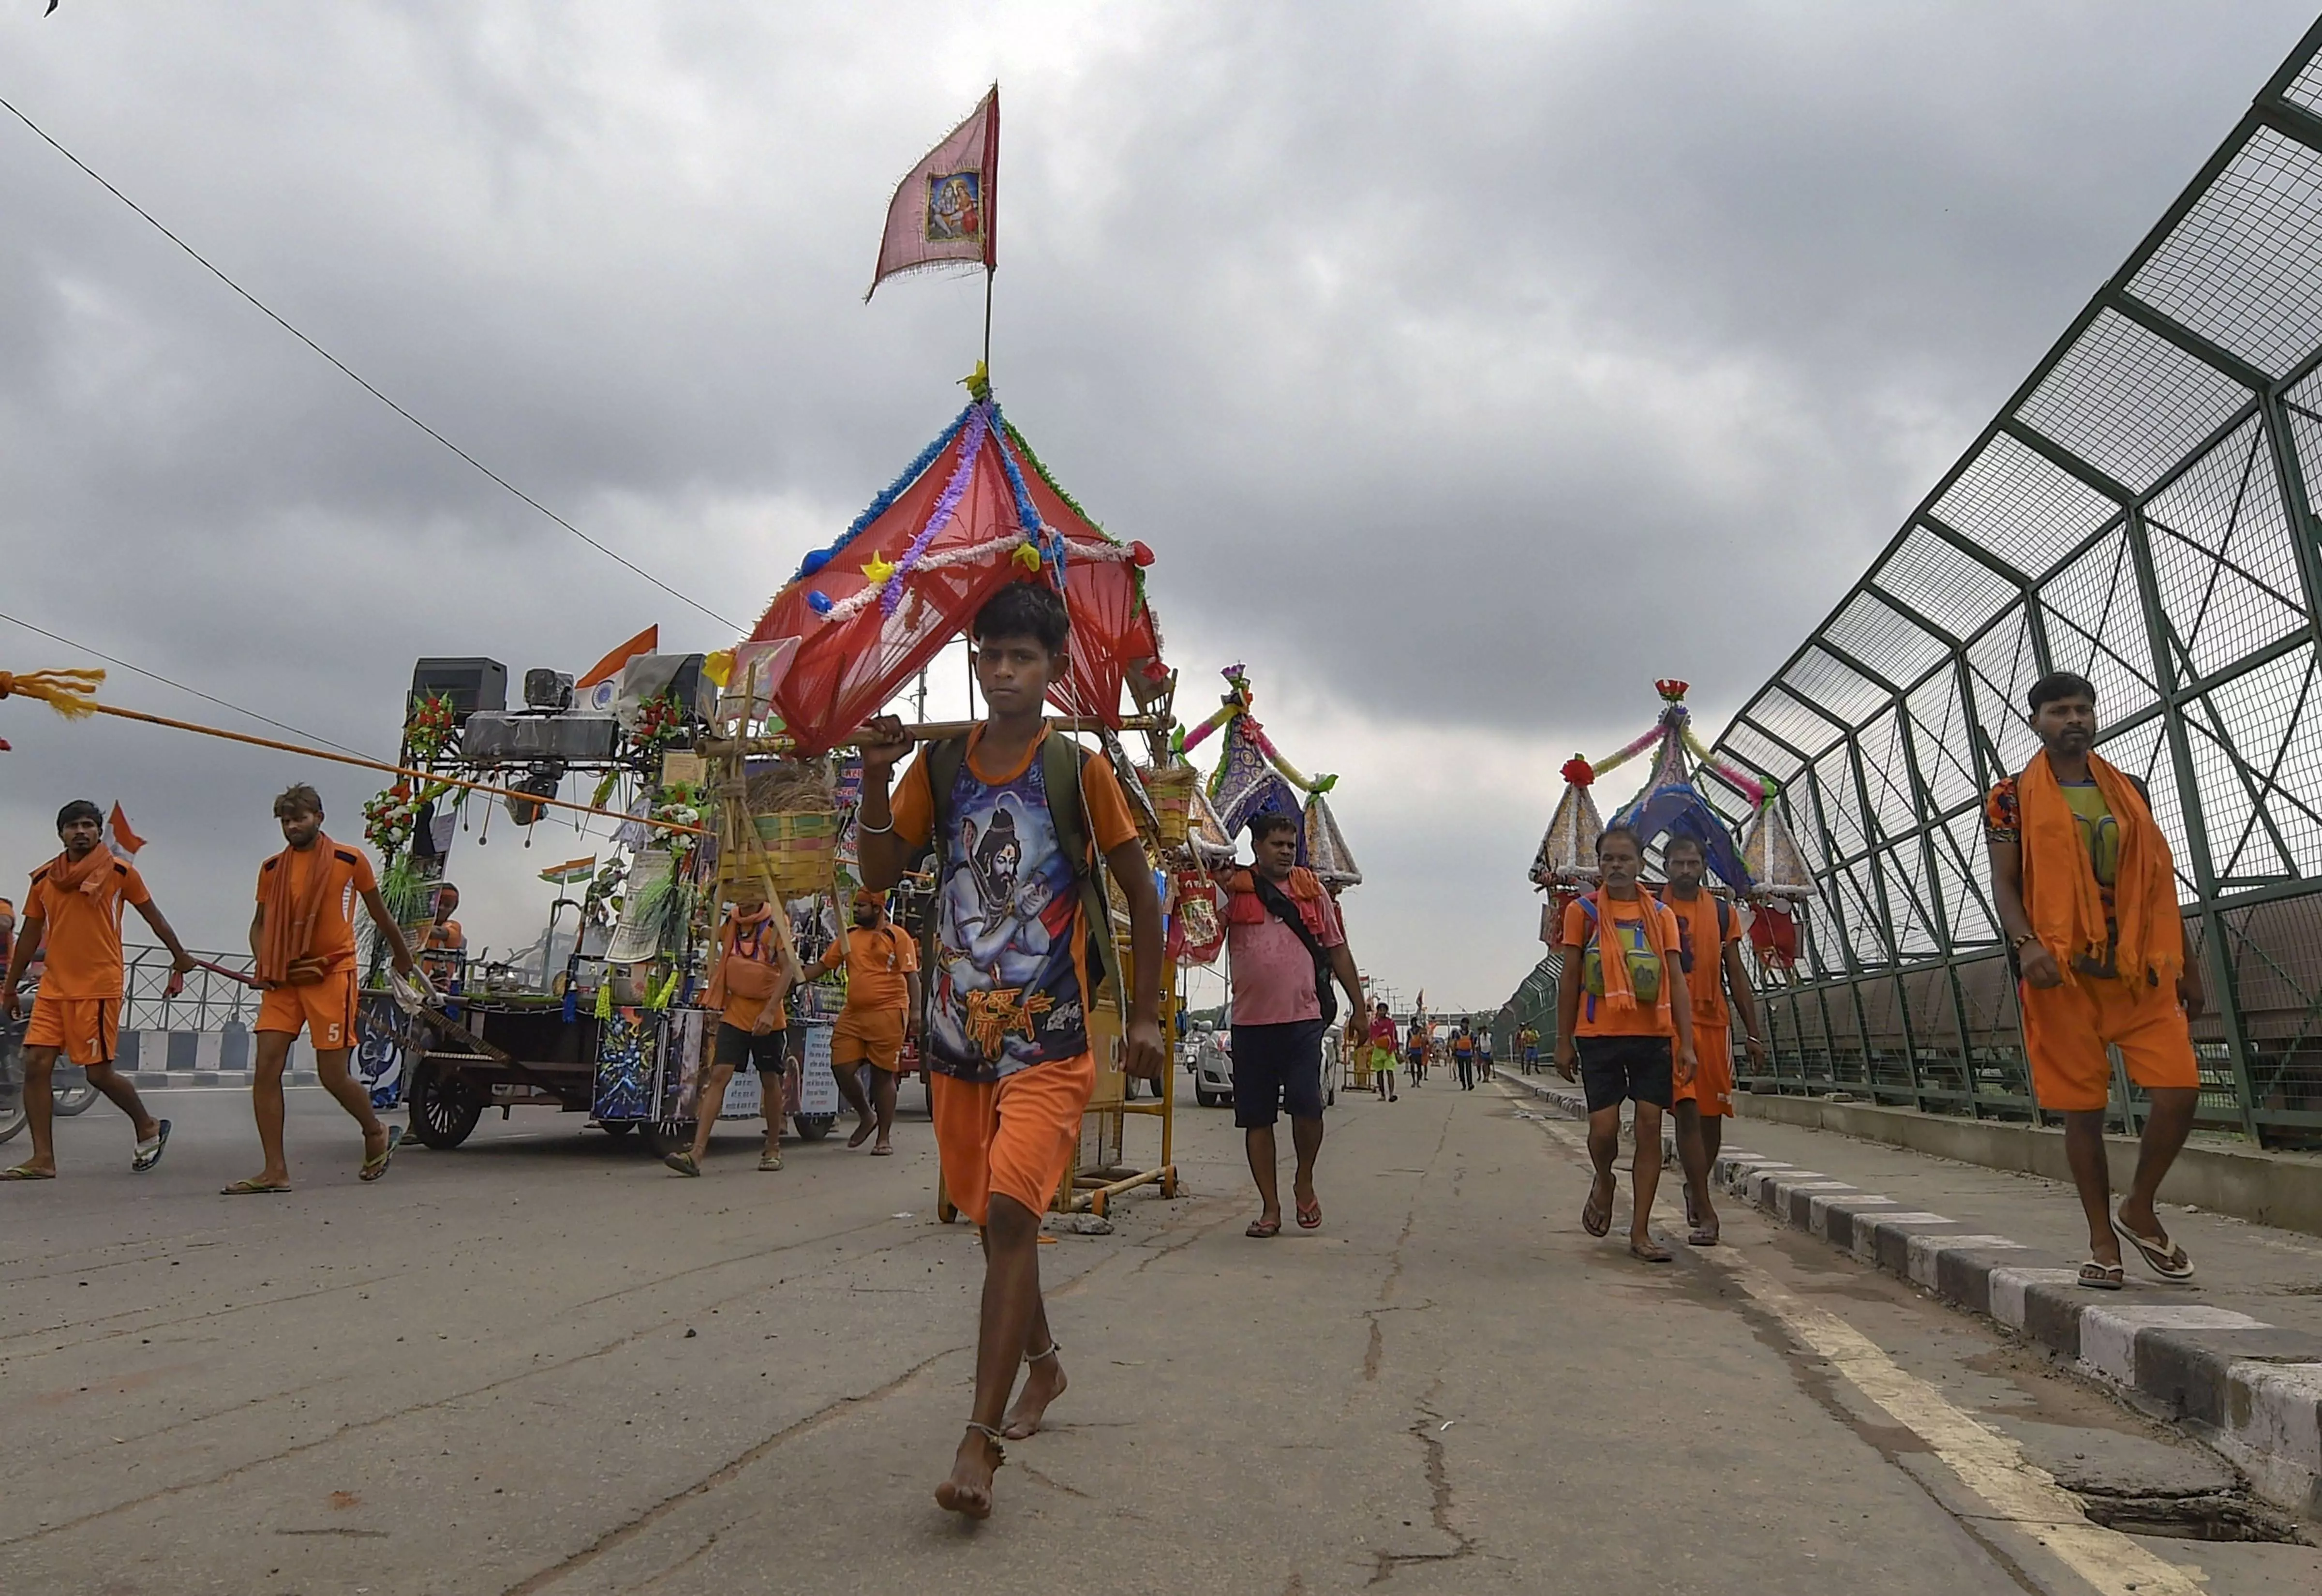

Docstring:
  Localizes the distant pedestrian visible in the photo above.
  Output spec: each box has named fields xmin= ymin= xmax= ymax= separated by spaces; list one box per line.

xmin=1 ymin=799 xmax=198 ymax=1180
xmin=1517 ymin=1022 xmax=1541 ymax=1074
xmin=1660 ymin=834 xmax=1767 ymax=1247
xmin=1477 ymin=1028 xmax=1494 ymax=1081
xmin=1406 ymin=1016 xmax=1429 ymax=1085
xmin=1368 ymin=1001 xmax=1399 ymax=1101
xmin=1224 ymin=813 xmax=1363 ymax=1238
xmin=1452 ymin=1023 xmax=1475 ymax=1090
xmin=1989 ymin=671 xmax=2203 ymax=1291
xmin=1556 ymin=825 xmax=1697 ymax=1263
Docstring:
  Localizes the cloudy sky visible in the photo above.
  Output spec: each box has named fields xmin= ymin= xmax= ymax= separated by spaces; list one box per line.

xmin=2 ymin=1 xmax=2315 ymax=1012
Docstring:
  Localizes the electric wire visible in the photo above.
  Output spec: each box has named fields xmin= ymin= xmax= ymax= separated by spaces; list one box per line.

xmin=0 ymin=92 xmax=743 ymax=632
xmin=0 ymin=607 xmax=379 ymax=761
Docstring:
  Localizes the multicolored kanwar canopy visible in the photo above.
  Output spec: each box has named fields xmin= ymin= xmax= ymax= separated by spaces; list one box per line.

xmin=746 ymin=384 xmax=1164 ymax=755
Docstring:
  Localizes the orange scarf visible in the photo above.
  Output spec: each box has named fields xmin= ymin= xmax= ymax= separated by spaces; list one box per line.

xmin=41 ymin=846 xmax=115 ymax=900
xmin=1589 ymin=885 xmax=1671 ymax=1019
xmin=2017 ymin=751 xmax=2181 ymax=988
xmin=256 ymin=836 xmax=342 ymax=986
xmin=1224 ymin=865 xmax=1325 ymax=926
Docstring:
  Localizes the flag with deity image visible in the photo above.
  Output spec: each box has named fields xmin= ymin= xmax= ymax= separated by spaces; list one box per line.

xmin=866 ymin=86 xmax=998 ymax=299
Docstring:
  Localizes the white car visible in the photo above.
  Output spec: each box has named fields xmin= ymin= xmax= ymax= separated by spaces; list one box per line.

xmin=1190 ymin=1009 xmax=1340 ymax=1110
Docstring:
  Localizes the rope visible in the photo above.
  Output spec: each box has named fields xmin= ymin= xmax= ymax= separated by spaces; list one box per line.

xmin=0 ymin=665 xmax=708 ymax=836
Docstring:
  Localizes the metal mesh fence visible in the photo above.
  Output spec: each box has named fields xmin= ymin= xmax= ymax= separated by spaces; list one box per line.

xmin=1714 ymin=23 xmax=2322 ymax=1146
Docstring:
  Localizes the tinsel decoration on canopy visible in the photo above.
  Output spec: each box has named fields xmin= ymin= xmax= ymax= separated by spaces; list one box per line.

xmin=744 ymin=373 xmax=1166 ymax=755
xmin=1178 ymin=664 xmax=1358 ymax=885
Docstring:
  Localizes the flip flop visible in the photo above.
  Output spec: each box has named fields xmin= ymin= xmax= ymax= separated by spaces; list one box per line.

xmin=1687 ymin=1224 xmax=1719 ymax=1248
xmin=847 ymin=1120 xmax=876 ymax=1149
xmin=1629 ymin=1237 xmax=1674 ymax=1264
xmin=359 ymin=1125 xmax=403 ymax=1183
xmin=1295 ymin=1193 xmax=1322 ymax=1230
xmin=1245 ymin=1216 xmax=1281 ymax=1238
xmin=2114 ymin=1219 xmax=2195 ymax=1282
xmin=1581 ymin=1175 xmax=1614 ymax=1238
xmin=221 ymin=1177 xmax=292 ymax=1195
xmin=758 ymin=1152 xmax=783 ymax=1172
xmin=133 ymin=1119 xmax=172 ymax=1174
xmin=0 ymin=1163 xmax=57 ymax=1181
xmin=870 ymin=1144 xmax=895 ymax=1157
xmin=664 ymin=1150 xmax=701 ymax=1177
xmin=2078 ymin=1258 xmax=2125 ymax=1291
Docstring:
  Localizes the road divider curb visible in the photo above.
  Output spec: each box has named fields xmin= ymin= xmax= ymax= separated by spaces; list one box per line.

xmin=1500 ymin=1070 xmax=2322 ymax=1521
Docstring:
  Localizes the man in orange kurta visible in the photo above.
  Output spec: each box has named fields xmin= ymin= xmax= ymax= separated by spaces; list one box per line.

xmin=225 ymin=784 xmax=421 ymax=1194
xmin=1660 ymin=833 xmax=1766 ymax=1247
xmin=1988 ymin=671 xmax=2203 ymax=1290
xmin=2 ymin=799 xmax=198 ymax=1178
xmin=804 ymin=888 xmax=921 ymax=1156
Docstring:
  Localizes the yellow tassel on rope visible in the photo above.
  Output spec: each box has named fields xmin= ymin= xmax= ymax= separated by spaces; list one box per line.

xmin=0 ymin=667 xmax=106 ymax=718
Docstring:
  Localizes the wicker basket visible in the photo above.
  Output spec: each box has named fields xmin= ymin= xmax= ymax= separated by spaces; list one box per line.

xmin=751 ymin=809 xmax=842 ymax=895
xmin=1138 ymin=763 xmax=1196 ymax=848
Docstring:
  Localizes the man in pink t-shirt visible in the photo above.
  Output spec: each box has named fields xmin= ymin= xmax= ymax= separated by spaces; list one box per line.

xmin=1225 ymin=813 xmax=1363 ymax=1238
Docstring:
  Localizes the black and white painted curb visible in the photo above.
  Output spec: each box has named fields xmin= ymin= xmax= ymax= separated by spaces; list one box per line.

xmin=1501 ymin=1071 xmax=2322 ymax=1519
xmin=106 ymin=1028 xmax=316 ymax=1087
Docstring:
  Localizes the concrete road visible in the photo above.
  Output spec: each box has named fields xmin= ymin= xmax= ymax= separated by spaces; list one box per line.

xmin=0 ymin=1073 xmax=2315 ymax=1594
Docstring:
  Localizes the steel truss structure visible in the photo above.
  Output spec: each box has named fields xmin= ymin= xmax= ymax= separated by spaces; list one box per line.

xmin=1702 ymin=22 xmax=2322 ymax=1146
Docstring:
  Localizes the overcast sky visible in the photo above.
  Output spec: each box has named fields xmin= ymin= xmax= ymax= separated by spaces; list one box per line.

xmin=3 ymin=1 xmax=2316 ymax=1012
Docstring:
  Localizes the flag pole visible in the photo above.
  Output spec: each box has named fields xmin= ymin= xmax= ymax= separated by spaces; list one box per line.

xmin=982 ymin=265 xmax=994 ymax=376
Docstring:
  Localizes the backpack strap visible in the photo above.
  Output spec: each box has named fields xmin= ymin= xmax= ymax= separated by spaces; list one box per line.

xmin=1041 ymin=731 xmax=1127 ymax=1013
xmin=919 ymin=735 xmax=971 ymax=989
xmin=1715 ymin=896 xmax=1732 ymax=945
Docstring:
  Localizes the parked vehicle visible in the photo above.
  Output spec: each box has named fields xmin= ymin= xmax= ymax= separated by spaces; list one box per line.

xmin=1190 ymin=1007 xmax=1338 ymax=1110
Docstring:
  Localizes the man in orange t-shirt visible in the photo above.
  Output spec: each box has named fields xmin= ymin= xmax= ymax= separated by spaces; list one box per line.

xmin=2 ymin=799 xmax=198 ymax=1179
xmin=224 ymin=784 xmax=420 ymax=1195
xmin=1659 ymin=833 xmax=1767 ymax=1247
xmin=1555 ymin=824 xmax=1697 ymax=1263
xmin=804 ymin=888 xmax=922 ymax=1156
xmin=853 ymin=582 xmax=1165 ymax=1522
xmin=668 ymin=881 xmax=803 ymax=1177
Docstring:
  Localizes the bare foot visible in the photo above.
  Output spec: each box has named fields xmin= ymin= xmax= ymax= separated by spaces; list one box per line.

xmin=1002 ymin=1352 xmax=1067 ymax=1439
xmin=934 ymin=1426 xmax=1001 ymax=1520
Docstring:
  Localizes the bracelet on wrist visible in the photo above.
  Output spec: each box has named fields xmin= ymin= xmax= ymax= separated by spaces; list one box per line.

xmin=857 ymin=815 xmax=895 ymax=837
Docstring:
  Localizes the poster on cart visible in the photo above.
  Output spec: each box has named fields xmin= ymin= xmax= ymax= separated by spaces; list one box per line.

xmin=356 ymin=990 xmax=423 ymax=1109
xmin=719 ymin=1020 xmax=840 ymax=1121
xmin=591 ymin=1011 xmax=663 ymax=1121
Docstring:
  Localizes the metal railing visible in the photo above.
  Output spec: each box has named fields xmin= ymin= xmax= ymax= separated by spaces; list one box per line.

xmin=1703 ymin=21 xmax=2322 ymax=1147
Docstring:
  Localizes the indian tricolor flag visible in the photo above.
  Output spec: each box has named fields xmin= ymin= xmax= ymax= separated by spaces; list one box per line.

xmin=539 ymin=856 xmax=597 ymax=887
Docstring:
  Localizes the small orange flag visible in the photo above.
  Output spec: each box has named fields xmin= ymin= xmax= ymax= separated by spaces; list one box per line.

xmin=106 ymin=802 xmax=146 ymax=857
xmin=578 ymin=626 xmax=657 ymax=690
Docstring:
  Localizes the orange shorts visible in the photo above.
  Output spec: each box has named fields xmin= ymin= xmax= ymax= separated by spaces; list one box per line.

xmin=256 ymin=967 xmax=361 ymax=1051
xmin=930 ymin=1054 xmax=1097 ymax=1227
xmin=25 ymin=996 xmax=119 ymax=1066
xmin=1675 ymin=1020 xmax=1734 ymax=1116
xmin=831 ymin=1007 xmax=906 ymax=1072
xmin=2020 ymin=972 xmax=2198 ymax=1113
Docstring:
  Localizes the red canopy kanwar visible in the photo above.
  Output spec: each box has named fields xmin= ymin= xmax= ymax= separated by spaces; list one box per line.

xmin=747 ymin=391 xmax=1162 ymax=755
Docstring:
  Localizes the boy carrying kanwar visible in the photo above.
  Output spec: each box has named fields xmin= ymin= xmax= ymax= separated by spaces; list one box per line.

xmin=854 ymin=582 xmax=1165 ymax=1521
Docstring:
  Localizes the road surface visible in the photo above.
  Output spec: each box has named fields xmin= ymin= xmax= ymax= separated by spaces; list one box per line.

xmin=0 ymin=1072 xmax=2314 ymax=1593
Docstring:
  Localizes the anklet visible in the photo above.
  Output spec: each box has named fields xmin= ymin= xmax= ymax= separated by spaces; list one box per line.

xmin=965 ymin=1421 xmax=1008 ymax=1464
xmin=1025 ymin=1339 xmax=1062 ymax=1365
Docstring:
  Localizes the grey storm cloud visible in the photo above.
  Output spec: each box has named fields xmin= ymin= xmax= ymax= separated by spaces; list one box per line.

xmin=3 ymin=0 xmax=2316 ymax=1005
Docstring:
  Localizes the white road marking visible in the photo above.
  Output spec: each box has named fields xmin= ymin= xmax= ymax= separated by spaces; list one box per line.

xmin=1513 ymin=1096 xmax=2209 ymax=1596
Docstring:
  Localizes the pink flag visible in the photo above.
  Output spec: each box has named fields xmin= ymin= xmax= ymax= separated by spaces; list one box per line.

xmin=867 ymin=87 xmax=998 ymax=300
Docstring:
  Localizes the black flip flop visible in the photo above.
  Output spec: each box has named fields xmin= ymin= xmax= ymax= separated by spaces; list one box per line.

xmin=133 ymin=1119 xmax=171 ymax=1173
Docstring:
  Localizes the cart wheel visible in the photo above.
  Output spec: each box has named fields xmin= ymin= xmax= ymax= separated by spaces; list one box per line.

xmin=794 ymin=1113 xmax=835 ymax=1142
xmin=407 ymin=1062 xmax=482 ymax=1149
xmin=644 ymin=1119 xmax=696 ymax=1157
xmin=599 ymin=1121 xmax=636 ymax=1139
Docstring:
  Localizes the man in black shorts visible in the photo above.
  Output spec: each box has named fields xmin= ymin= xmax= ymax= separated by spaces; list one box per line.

xmin=1225 ymin=815 xmax=1364 ymax=1238
xmin=1554 ymin=826 xmax=1697 ymax=1262
xmin=669 ymin=883 xmax=801 ymax=1176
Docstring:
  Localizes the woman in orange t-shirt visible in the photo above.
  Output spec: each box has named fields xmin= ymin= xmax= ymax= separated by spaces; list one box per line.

xmin=1554 ymin=825 xmax=1696 ymax=1262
